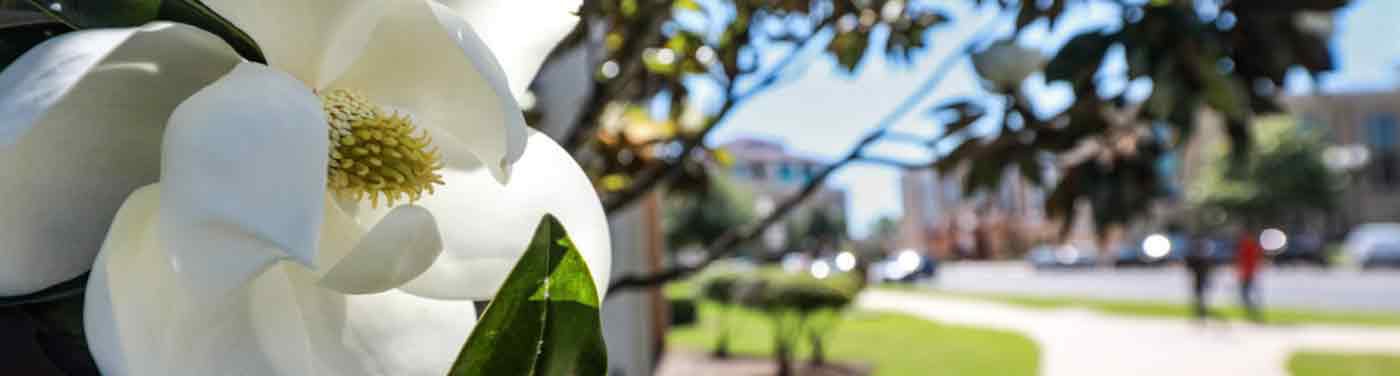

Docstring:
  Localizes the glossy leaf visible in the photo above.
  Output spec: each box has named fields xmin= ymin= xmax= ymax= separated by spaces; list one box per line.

xmin=0 ymin=273 xmax=86 ymax=307
xmin=24 ymin=0 xmax=265 ymax=63
xmin=0 ymin=293 xmax=96 ymax=375
xmin=26 ymin=0 xmax=159 ymax=27
xmin=448 ymin=215 xmax=607 ymax=376
xmin=1044 ymin=30 xmax=1115 ymax=84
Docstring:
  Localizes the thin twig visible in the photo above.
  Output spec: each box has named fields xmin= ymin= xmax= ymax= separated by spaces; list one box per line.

xmin=600 ymin=18 xmax=835 ymax=214
xmin=606 ymin=16 xmax=1006 ymax=294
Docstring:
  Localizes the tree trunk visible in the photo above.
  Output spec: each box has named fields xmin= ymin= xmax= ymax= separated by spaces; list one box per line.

xmin=712 ymin=336 xmax=730 ymax=359
xmin=775 ymin=342 xmax=793 ymax=376
xmin=713 ymin=306 xmax=731 ymax=358
xmin=809 ymin=332 xmax=826 ymax=366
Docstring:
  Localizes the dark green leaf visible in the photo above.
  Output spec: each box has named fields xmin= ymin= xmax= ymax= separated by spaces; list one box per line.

xmin=0 ymin=293 xmax=96 ymax=375
xmin=930 ymin=100 xmax=985 ymax=136
xmin=26 ymin=0 xmax=159 ymax=28
xmin=1044 ymin=31 xmax=1115 ymax=84
xmin=157 ymin=0 xmax=265 ymax=63
xmin=25 ymin=0 xmax=265 ymax=63
xmin=0 ymin=10 xmax=69 ymax=68
xmin=1197 ymin=56 xmax=1250 ymax=122
xmin=1229 ymin=0 xmax=1350 ymax=11
xmin=0 ymin=273 xmax=86 ymax=307
xmin=448 ymin=215 xmax=607 ymax=376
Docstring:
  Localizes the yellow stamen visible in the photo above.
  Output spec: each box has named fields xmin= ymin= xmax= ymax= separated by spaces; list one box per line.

xmin=320 ymin=89 xmax=444 ymax=207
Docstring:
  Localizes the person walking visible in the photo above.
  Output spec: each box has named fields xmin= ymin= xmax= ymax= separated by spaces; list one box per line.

xmin=1236 ymin=228 xmax=1264 ymax=322
xmin=1185 ymin=234 xmax=1215 ymax=322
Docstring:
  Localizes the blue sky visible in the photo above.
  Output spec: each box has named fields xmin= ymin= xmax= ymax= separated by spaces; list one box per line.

xmin=706 ymin=0 xmax=1400 ymax=238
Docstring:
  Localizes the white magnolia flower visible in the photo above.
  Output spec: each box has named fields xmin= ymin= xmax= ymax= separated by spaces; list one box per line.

xmin=0 ymin=0 xmax=608 ymax=375
xmin=970 ymin=39 xmax=1046 ymax=93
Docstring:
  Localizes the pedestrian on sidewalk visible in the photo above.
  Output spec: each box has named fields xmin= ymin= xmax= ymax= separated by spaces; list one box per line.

xmin=1236 ymin=227 xmax=1264 ymax=322
xmin=1185 ymin=233 xmax=1216 ymax=322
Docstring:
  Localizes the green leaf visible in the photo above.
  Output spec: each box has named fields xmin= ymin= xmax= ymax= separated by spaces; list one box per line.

xmin=448 ymin=215 xmax=608 ymax=376
xmin=157 ymin=0 xmax=265 ymax=63
xmin=25 ymin=0 xmax=265 ymax=63
xmin=1044 ymin=30 xmax=1115 ymax=84
xmin=26 ymin=0 xmax=159 ymax=27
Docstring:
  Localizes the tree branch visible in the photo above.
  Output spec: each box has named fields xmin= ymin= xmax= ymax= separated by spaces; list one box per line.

xmin=606 ymin=16 xmax=1001 ymax=293
xmin=600 ymin=19 xmax=835 ymax=214
xmin=560 ymin=0 xmax=673 ymax=153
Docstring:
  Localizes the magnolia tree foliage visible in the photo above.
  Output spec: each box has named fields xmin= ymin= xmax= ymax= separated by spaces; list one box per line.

xmin=940 ymin=0 xmax=1348 ymax=232
xmin=555 ymin=0 xmax=1351 ymax=293
xmin=539 ymin=0 xmax=952 ymax=212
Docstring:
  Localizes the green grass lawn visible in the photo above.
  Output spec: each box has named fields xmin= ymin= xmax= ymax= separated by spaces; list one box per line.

xmin=666 ymin=274 xmax=1040 ymax=376
xmin=1288 ymin=351 xmax=1400 ymax=376
xmin=668 ymin=302 xmax=1040 ymax=376
xmin=887 ymin=287 xmax=1400 ymax=327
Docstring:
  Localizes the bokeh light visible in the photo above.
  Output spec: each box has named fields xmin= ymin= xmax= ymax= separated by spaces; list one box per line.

xmin=1143 ymin=234 xmax=1171 ymax=259
xmin=1261 ymin=228 xmax=1288 ymax=253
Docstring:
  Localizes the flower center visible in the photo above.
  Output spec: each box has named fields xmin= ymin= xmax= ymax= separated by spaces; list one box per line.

xmin=320 ymin=89 xmax=444 ymax=207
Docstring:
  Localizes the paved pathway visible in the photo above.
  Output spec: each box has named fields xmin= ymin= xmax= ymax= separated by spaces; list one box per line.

xmin=860 ymin=290 xmax=1400 ymax=376
xmin=931 ymin=262 xmax=1400 ymax=312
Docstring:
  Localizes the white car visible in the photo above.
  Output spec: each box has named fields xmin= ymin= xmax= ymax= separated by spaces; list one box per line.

xmin=1344 ymin=223 xmax=1400 ymax=268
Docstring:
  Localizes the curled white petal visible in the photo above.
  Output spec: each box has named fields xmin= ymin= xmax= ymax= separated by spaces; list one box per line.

xmin=399 ymin=129 xmax=611 ymax=300
xmin=317 ymin=204 xmax=443 ymax=294
xmin=86 ymin=186 xmax=477 ymax=376
xmin=160 ymin=62 xmax=327 ymax=298
xmin=434 ymin=0 xmax=583 ymax=100
xmin=329 ymin=0 xmax=527 ymax=181
xmin=0 ymin=23 xmax=239 ymax=296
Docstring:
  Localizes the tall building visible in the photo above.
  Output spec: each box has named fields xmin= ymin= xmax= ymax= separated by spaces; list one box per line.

xmin=898 ymin=164 xmax=1053 ymax=260
xmin=719 ymin=138 xmax=849 ymax=253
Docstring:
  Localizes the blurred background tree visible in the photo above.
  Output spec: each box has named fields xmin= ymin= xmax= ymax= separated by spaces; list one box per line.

xmin=1189 ymin=115 xmax=1341 ymax=229
xmin=937 ymin=0 xmax=1348 ymax=233
xmin=542 ymin=0 xmax=1352 ymax=291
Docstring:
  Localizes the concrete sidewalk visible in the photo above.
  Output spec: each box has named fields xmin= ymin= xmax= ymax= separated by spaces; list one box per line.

xmin=859 ymin=290 xmax=1400 ymax=376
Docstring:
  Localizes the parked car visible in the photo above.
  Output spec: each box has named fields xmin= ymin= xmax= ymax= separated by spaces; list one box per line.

xmin=1271 ymin=231 xmax=1329 ymax=266
xmin=1028 ymin=244 xmax=1096 ymax=269
xmin=1113 ymin=233 xmax=1182 ymax=267
xmin=874 ymin=249 xmax=937 ymax=283
xmin=1345 ymin=223 xmax=1400 ymax=269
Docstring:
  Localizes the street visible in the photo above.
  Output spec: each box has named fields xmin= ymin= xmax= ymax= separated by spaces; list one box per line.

xmin=925 ymin=262 xmax=1400 ymax=312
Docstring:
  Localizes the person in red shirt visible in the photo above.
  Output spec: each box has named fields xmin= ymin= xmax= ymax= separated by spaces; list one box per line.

xmin=1236 ymin=228 xmax=1264 ymax=322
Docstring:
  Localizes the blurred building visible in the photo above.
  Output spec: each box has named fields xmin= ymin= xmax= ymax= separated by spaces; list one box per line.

xmin=1180 ymin=89 xmax=1400 ymax=231
xmin=1285 ymin=90 xmax=1400 ymax=227
xmin=898 ymin=165 xmax=1054 ymax=260
xmin=719 ymin=138 xmax=849 ymax=253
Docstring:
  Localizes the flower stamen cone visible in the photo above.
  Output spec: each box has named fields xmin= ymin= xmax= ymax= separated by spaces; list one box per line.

xmin=321 ymin=89 xmax=444 ymax=207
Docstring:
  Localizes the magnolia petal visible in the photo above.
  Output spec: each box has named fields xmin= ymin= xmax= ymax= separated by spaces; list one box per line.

xmin=434 ymin=0 xmax=583 ymax=100
xmin=335 ymin=286 xmax=478 ymax=375
xmin=201 ymin=0 xmax=389 ymax=88
xmin=86 ymin=187 xmax=477 ymax=375
xmin=86 ymin=185 xmax=291 ymax=375
xmin=399 ymin=129 xmax=611 ymax=300
xmin=161 ymin=62 xmax=327 ymax=298
xmin=328 ymin=0 xmax=526 ymax=182
xmin=0 ymin=22 xmax=240 ymax=296
xmin=318 ymin=205 xmax=443 ymax=294
xmin=248 ymin=266 xmax=479 ymax=376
